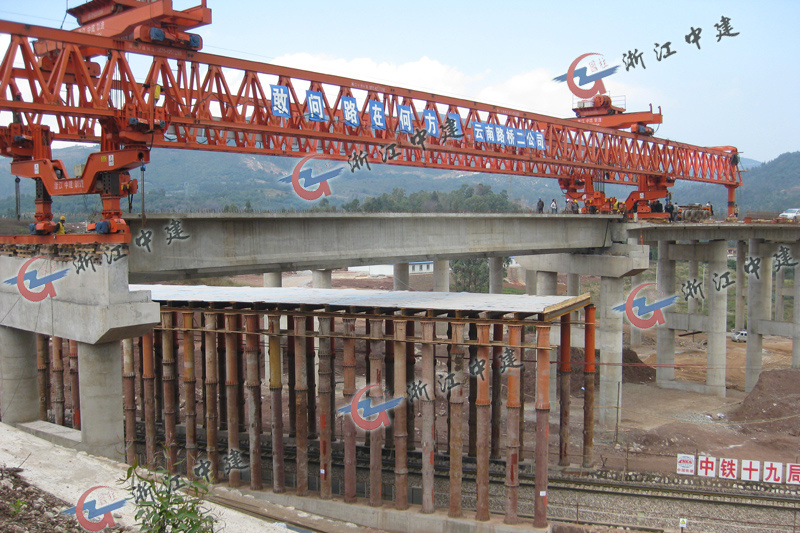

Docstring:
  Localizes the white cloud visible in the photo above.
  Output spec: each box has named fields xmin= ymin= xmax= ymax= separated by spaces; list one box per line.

xmin=270 ymin=53 xmax=485 ymax=100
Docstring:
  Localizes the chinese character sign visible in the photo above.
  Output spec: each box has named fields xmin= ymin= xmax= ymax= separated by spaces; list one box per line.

xmin=270 ymin=85 xmax=291 ymax=118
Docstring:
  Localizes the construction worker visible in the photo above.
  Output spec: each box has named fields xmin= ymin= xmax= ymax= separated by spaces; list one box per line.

xmin=537 ymin=198 xmax=544 ymax=213
xmin=56 ymin=216 xmax=66 ymax=235
xmin=550 ymin=199 xmax=558 ymax=214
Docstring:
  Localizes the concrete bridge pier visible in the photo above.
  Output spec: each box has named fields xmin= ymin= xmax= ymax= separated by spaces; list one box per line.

xmin=746 ymin=239 xmax=773 ymax=392
xmin=516 ymin=242 xmax=649 ymax=428
xmin=393 ymin=262 xmax=409 ymax=291
xmin=263 ymin=272 xmax=282 ymax=287
xmin=0 ymin=327 xmax=38 ymax=425
xmin=77 ymin=341 xmax=124 ymax=459
xmin=489 ymin=257 xmax=503 ymax=294
xmin=0 ymin=251 xmax=159 ymax=461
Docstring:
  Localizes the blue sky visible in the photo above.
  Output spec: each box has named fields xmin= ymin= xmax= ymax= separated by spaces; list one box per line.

xmin=0 ymin=0 xmax=797 ymax=163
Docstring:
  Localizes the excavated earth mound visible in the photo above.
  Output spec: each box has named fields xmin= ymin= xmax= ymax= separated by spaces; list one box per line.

xmin=728 ymin=368 xmax=800 ymax=436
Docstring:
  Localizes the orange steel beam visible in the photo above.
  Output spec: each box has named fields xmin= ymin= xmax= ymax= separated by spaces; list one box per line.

xmin=0 ymin=20 xmax=741 ymax=210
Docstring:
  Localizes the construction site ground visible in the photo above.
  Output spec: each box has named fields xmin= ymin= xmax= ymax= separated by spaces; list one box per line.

xmin=1 ymin=268 xmax=797 ymax=532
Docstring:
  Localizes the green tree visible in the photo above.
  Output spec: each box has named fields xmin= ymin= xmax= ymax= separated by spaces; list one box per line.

xmin=450 ymin=257 xmax=511 ymax=293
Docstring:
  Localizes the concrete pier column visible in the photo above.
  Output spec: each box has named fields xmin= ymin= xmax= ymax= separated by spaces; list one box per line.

xmin=567 ymin=273 xmax=580 ymax=297
xmin=656 ymin=240 xmax=676 ymax=385
xmin=312 ymin=269 xmax=332 ymax=289
xmin=688 ymin=240 xmax=699 ymax=314
xmin=77 ymin=341 xmax=124 ymax=460
xmin=537 ymin=271 xmax=557 ymax=295
xmin=0 ymin=326 xmax=38 ymax=425
xmin=775 ymin=267 xmax=785 ymax=321
xmin=489 ymin=257 xmax=503 ymax=294
xmin=629 ymin=273 xmax=643 ymax=346
xmin=393 ymin=263 xmax=410 ymax=291
xmin=434 ymin=260 xmax=450 ymax=292
xmin=706 ymin=241 xmax=728 ymax=397
xmin=735 ymin=241 xmax=746 ymax=330
xmin=598 ymin=276 xmax=623 ymax=427
xmin=793 ymin=244 xmax=800 ymax=369
xmin=263 ymin=272 xmax=282 ymax=287
xmin=746 ymin=239 xmax=771 ymax=392
xmin=525 ymin=270 xmax=537 ymax=295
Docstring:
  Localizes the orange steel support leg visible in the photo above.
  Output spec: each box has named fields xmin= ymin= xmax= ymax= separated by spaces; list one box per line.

xmin=123 ymin=338 xmax=136 ymax=465
xmin=142 ymin=331 xmax=156 ymax=468
xmin=583 ymin=305 xmax=596 ymax=468
xmin=161 ymin=311 xmax=178 ymax=473
xmin=52 ymin=337 xmax=65 ymax=426
xmin=448 ymin=322 xmax=466 ymax=518
xmin=534 ymin=325 xmax=551 ymax=529
xmin=182 ymin=311 xmax=197 ymax=480
xmin=475 ymin=323 xmax=492 ymax=521
xmin=490 ymin=323 xmax=502 ymax=459
xmin=36 ymin=334 xmax=49 ymax=421
xmin=245 ymin=313 xmax=262 ymax=490
xmin=559 ymin=314 xmax=571 ymax=467
xmin=505 ymin=324 xmax=523 ymax=525
xmin=421 ymin=320 xmax=436 ymax=514
xmin=368 ymin=318 xmax=384 ymax=507
xmin=342 ymin=317 xmax=357 ymax=503
xmin=203 ymin=312 xmax=219 ymax=482
xmin=293 ymin=314 xmax=308 ymax=496
xmin=268 ymin=314 xmax=285 ymax=493
xmin=225 ymin=313 xmax=241 ymax=488
xmin=318 ymin=316 xmax=333 ymax=499
xmin=69 ymin=340 xmax=80 ymax=430
xmin=393 ymin=319 xmax=409 ymax=510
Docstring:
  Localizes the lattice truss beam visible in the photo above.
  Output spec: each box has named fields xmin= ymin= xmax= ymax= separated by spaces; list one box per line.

xmin=0 ymin=20 xmax=741 ymax=191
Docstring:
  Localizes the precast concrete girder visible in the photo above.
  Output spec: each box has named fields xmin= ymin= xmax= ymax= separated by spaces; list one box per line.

xmin=127 ymin=214 xmax=618 ymax=283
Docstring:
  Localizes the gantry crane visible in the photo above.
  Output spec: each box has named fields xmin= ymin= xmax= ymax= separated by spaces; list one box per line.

xmin=0 ymin=0 xmax=741 ymax=244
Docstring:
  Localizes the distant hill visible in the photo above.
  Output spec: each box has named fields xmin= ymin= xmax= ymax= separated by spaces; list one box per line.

xmin=0 ymin=144 xmax=795 ymax=217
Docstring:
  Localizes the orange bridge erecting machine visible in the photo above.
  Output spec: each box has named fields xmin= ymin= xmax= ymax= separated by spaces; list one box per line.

xmin=0 ymin=0 xmax=742 ymax=243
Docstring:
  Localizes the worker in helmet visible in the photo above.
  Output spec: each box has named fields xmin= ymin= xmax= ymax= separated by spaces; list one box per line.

xmin=56 ymin=216 xmax=66 ymax=235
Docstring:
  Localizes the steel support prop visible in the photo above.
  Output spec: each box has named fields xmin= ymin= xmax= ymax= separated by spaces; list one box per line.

xmin=306 ymin=316 xmax=317 ymax=440
xmin=182 ymin=311 xmax=197 ymax=479
xmin=203 ymin=312 xmax=219 ymax=482
xmin=287 ymin=316 xmax=296 ymax=438
xmin=225 ymin=313 xmax=241 ymax=488
xmin=122 ymin=338 xmax=136 ymax=465
xmin=52 ymin=337 xmax=65 ymax=426
xmin=504 ymin=324 xmax=523 ymax=525
xmin=342 ymin=317 xmax=357 ymax=503
xmin=583 ymin=305 xmax=596 ymax=468
xmin=268 ymin=314 xmax=285 ymax=492
xmin=368 ymin=318 xmax=384 ymax=507
xmin=534 ymin=325 xmax=551 ymax=529
xmin=69 ymin=340 xmax=80 ymax=429
xmin=142 ymin=331 xmax=156 ymax=468
xmin=393 ymin=318 xmax=409 ymax=510
xmin=490 ymin=323 xmax=502 ymax=459
xmin=245 ymin=314 xmax=262 ymax=490
xmin=36 ymin=334 xmax=49 ymax=420
xmin=448 ymin=322 xmax=466 ymax=518
xmin=384 ymin=319 xmax=394 ymax=449
xmin=421 ymin=320 xmax=436 ymax=514
xmin=559 ymin=314 xmax=571 ymax=467
xmin=475 ymin=323 xmax=492 ymax=521
xmin=293 ymin=314 xmax=308 ymax=495
xmin=406 ymin=320 xmax=416 ymax=451
xmin=161 ymin=312 xmax=178 ymax=473
xmin=317 ymin=316 xmax=333 ymax=499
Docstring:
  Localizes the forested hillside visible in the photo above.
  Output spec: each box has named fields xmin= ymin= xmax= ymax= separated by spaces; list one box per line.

xmin=0 ymin=143 xmax=794 ymax=218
